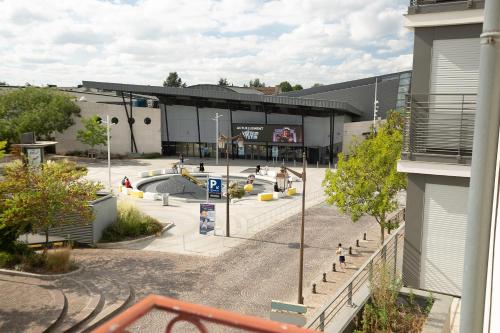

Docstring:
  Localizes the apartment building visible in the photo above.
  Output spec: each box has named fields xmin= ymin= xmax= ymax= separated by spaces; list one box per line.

xmin=399 ymin=0 xmax=484 ymax=297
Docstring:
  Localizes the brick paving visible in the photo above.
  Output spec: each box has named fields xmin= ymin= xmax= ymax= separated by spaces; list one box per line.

xmin=0 ymin=275 xmax=64 ymax=333
xmin=73 ymin=203 xmax=381 ymax=332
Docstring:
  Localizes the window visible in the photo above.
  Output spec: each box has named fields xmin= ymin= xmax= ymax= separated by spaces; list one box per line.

xmin=144 ymin=117 xmax=151 ymax=125
xmin=111 ymin=117 xmax=119 ymax=124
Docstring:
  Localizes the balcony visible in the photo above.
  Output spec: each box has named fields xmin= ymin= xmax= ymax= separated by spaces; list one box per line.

xmin=408 ymin=0 xmax=484 ymax=15
xmin=402 ymin=93 xmax=476 ymax=165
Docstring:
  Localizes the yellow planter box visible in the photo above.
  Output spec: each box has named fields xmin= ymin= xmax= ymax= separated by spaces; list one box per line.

xmin=287 ymin=187 xmax=297 ymax=196
xmin=258 ymin=193 xmax=273 ymax=201
xmin=130 ymin=190 xmax=144 ymax=198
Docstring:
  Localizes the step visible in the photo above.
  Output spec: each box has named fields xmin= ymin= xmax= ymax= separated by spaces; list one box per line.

xmin=51 ymin=277 xmax=102 ymax=332
xmin=78 ymin=274 xmax=133 ymax=332
xmin=0 ymin=274 xmax=65 ymax=333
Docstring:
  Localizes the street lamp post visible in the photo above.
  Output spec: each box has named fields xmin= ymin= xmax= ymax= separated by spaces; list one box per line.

xmin=98 ymin=115 xmax=113 ymax=193
xmin=279 ymin=152 xmax=307 ymax=304
xmin=218 ymin=134 xmax=244 ymax=237
xmin=211 ymin=113 xmax=223 ymax=165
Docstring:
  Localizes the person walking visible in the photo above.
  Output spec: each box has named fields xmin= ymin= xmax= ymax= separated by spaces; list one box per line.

xmin=336 ymin=243 xmax=347 ymax=271
xmin=179 ymin=154 xmax=184 ymax=170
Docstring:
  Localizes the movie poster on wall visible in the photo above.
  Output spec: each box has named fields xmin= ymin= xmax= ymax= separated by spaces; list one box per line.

xmin=231 ymin=124 xmax=303 ymax=143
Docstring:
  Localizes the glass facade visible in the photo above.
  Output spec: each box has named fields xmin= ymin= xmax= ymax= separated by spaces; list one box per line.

xmin=396 ymin=72 xmax=412 ymax=110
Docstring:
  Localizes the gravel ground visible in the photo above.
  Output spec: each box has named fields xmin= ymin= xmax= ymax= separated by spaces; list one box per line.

xmin=73 ymin=203 xmax=378 ymax=332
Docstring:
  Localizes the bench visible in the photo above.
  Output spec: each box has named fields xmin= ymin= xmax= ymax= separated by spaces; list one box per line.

xmin=258 ymin=193 xmax=273 ymax=201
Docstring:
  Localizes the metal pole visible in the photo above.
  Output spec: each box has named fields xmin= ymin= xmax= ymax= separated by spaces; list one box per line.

xmin=373 ymin=77 xmax=378 ymax=129
xmin=298 ymin=151 xmax=306 ymax=304
xmin=216 ymin=113 xmax=219 ymax=165
xmin=461 ymin=2 xmax=500 ymax=332
xmin=212 ymin=112 xmax=222 ymax=165
xmin=106 ymin=115 xmax=112 ymax=193
xmin=226 ymin=144 xmax=230 ymax=237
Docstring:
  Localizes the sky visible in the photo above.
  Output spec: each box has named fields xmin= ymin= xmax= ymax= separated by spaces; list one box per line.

xmin=0 ymin=0 xmax=413 ymax=88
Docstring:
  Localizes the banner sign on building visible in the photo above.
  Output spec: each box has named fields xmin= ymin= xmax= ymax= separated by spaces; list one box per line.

xmin=208 ymin=177 xmax=222 ymax=199
xmin=200 ymin=203 xmax=215 ymax=235
xmin=231 ymin=124 xmax=303 ymax=143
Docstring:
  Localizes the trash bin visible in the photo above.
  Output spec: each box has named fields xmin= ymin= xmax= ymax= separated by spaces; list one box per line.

xmin=162 ymin=193 xmax=169 ymax=206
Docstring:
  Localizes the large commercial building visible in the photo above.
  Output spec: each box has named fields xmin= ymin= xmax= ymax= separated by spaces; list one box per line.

xmin=53 ymin=71 xmax=410 ymax=163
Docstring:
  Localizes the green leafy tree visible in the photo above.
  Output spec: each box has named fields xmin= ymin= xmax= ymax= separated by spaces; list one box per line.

xmin=0 ymin=160 xmax=103 ymax=250
xmin=0 ymin=81 xmax=7 ymax=86
xmin=247 ymin=78 xmax=266 ymax=88
xmin=0 ymin=141 xmax=6 ymax=160
xmin=292 ymin=84 xmax=303 ymax=91
xmin=279 ymin=81 xmax=293 ymax=92
xmin=322 ymin=111 xmax=406 ymax=244
xmin=218 ymin=78 xmax=230 ymax=86
xmin=0 ymin=87 xmax=80 ymax=143
xmin=311 ymin=83 xmax=324 ymax=88
xmin=77 ymin=115 xmax=107 ymax=158
xmin=163 ymin=72 xmax=187 ymax=87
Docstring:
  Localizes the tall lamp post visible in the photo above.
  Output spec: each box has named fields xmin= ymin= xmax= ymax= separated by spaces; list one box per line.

xmin=99 ymin=115 xmax=115 ymax=193
xmin=279 ymin=152 xmax=307 ymax=304
xmin=218 ymin=134 xmax=244 ymax=237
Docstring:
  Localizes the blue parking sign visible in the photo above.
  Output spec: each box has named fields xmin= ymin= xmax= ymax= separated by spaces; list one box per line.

xmin=208 ymin=178 xmax=222 ymax=198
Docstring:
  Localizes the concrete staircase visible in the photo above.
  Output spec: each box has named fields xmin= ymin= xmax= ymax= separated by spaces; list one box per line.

xmin=0 ymin=268 xmax=134 ymax=333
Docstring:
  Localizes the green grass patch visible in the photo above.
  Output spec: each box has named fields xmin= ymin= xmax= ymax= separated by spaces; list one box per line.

xmin=101 ymin=202 xmax=163 ymax=242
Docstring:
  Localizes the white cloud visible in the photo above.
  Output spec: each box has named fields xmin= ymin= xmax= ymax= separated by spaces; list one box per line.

xmin=0 ymin=0 xmax=412 ymax=87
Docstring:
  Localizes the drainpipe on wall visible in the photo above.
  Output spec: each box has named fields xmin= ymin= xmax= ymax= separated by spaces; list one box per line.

xmin=460 ymin=1 xmax=500 ymax=332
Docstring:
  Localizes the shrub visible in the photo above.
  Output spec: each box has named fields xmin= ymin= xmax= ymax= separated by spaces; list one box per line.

xmin=228 ymin=182 xmax=245 ymax=199
xmin=45 ymin=247 xmax=72 ymax=273
xmin=101 ymin=202 xmax=163 ymax=242
xmin=0 ymin=251 xmax=15 ymax=268
xmin=141 ymin=152 xmax=162 ymax=159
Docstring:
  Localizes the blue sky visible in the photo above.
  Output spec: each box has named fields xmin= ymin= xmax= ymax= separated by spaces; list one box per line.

xmin=0 ymin=0 xmax=413 ymax=87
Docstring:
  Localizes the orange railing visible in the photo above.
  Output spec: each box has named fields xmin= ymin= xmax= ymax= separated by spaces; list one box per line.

xmin=92 ymin=294 xmax=318 ymax=333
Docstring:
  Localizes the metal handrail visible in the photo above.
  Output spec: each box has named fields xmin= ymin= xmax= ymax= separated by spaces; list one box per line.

xmin=306 ymin=209 xmax=405 ymax=331
xmin=403 ymin=93 xmax=477 ymax=161
xmin=410 ymin=0 xmax=471 ymax=6
xmin=93 ymin=294 xmax=317 ymax=333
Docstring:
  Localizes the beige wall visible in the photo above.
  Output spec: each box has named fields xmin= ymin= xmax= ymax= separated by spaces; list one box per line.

xmin=342 ymin=120 xmax=385 ymax=155
xmin=54 ymin=93 xmax=161 ymax=155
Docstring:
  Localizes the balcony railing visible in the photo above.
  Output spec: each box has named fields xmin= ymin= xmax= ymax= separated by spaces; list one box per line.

xmin=402 ymin=93 xmax=476 ymax=164
xmin=93 ymin=294 xmax=317 ymax=333
xmin=409 ymin=0 xmax=473 ymax=6
xmin=306 ymin=210 xmax=405 ymax=331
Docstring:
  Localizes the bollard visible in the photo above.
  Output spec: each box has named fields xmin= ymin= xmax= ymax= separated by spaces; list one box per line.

xmin=363 ymin=232 xmax=367 ymax=241
xmin=356 ymin=239 xmax=360 ymax=247
xmin=323 ymin=273 xmax=327 ymax=282
xmin=316 ymin=161 xmax=319 ymax=168
xmin=329 ymin=161 xmax=331 ymax=169
xmin=332 ymin=263 xmax=336 ymax=272
xmin=349 ymin=246 xmax=353 ymax=255
xmin=312 ymin=283 xmax=317 ymax=294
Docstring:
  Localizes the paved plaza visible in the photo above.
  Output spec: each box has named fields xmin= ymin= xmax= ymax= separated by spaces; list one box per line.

xmin=84 ymin=157 xmax=332 ymax=255
xmin=72 ymin=202 xmax=381 ymax=332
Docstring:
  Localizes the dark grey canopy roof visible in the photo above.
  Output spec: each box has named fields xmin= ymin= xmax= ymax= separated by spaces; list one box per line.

xmin=82 ymin=81 xmax=362 ymax=116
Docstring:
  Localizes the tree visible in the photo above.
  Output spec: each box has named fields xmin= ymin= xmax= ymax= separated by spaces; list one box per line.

xmin=0 ymin=141 xmax=6 ymax=160
xmin=248 ymin=78 xmax=266 ymax=88
xmin=0 ymin=87 xmax=80 ymax=143
xmin=322 ymin=111 xmax=406 ymax=244
xmin=279 ymin=81 xmax=293 ymax=92
xmin=0 ymin=81 xmax=7 ymax=86
xmin=292 ymin=84 xmax=303 ymax=91
xmin=163 ymin=72 xmax=187 ymax=88
xmin=218 ymin=78 xmax=230 ymax=86
xmin=311 ymin=83 xmax=324 ymax=88
xmin=0 ymin=160 xmax=103 ymax=250
xmin=77 ymin=115 xmax=107 ymax=158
